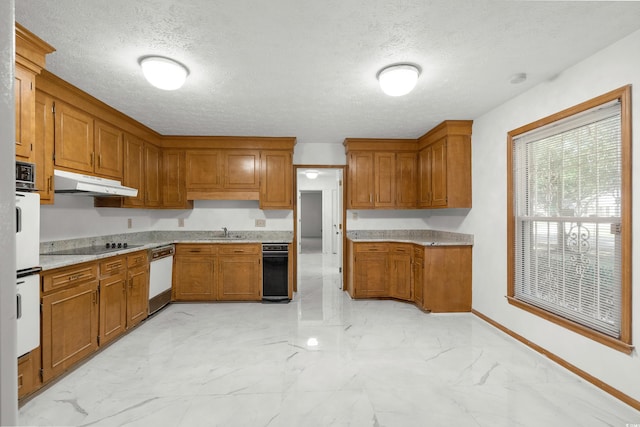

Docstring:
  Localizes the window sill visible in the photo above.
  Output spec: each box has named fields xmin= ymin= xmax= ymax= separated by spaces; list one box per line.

xmin=506 ymin=296 xmax=633 ymax=355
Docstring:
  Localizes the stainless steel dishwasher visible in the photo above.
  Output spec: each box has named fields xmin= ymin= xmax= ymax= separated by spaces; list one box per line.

xmin=148 ymin=244 xmax=175 ymax=314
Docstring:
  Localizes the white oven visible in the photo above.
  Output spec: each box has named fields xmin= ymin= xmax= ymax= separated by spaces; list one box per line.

xmin=16 ymin=161 xmax=41 ymax=358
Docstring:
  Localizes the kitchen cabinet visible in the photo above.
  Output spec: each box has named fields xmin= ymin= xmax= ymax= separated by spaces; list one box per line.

xmin=185 ymin=149 xmax=260 ymax=200
xmin=347 ymin=152 xmax=375 ymax=208
xmin=17 ymin=347 xmax=41 ymax=399
xmin=351 ymin=243 xmax=389 ymax=298
xmin=108 ymin=137 xmax=161 ymax=209
xmin=53 ymin=102 xmax=124 ymax=180
xmin=389 ymin=244 xmax=412 ymax=300
xmin=260 ymin=150 xmax=293 ymax=209
xmin=126 ymin=251 xmax=149 ymax=328
xmin=15 ymin=22 xmax=54 ymax=163
xmin=15 ymin=64 xmax=35 ymax=160
xmin=347 ymin=240 xmax=472 ymax=312
xmin=217 ymin=244 xmax=262 ymax=301
xmin=122 ymin=134 xmax=145 ymax=207
xmin=418 ymin=121 xmax=472 ymax=209
xmin=173 ymin=244 xmax=216 ymax=301
xmin=53 ymin=101 xmax=95 ymax=174
xmin=420 ymin=246 xmax=472 ymax=312
xmin=224 ymin=150 xmax=260 ymax=189
xmin=94 ymin=119 xmax=124 ymax=179
xmin=396 ymin=153 xmax=418 ymax=208
xmin=345 ymin=143 xmax=418 ymax=209
xmin=145 ymin=143 xmax=162 ymax=207
xmin=34 ymin=91 xmax=55 ymax=204
xmin=412 ymin=246 xmax=424 ymax=308
xmin=41 ymin=262 xmax=99 ymax=382
xmin=162 ymin=149 xmax=193 ymax=209
xmin=374 ymin=152 xmax=395 ymax=208
xmin=98 ymin=257 xmax=127 ymax=346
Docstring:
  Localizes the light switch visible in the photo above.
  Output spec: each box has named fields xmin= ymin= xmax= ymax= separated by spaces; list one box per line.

xmin=255 ymin=219 xmax=266 ymax=227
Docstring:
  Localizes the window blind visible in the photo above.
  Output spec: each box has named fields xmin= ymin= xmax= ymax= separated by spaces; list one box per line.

xmin=512 ymin=101 xmax=622 ymax=338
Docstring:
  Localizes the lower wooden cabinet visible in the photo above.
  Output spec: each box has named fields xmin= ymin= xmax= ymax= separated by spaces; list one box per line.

xmin=17 ymin=347 xmax=41 ymax=399
xmin=41 ymin=278 xmax=99 ymax=382
xmin=98 ymin=269 xmax=127 ymax=346
xmin=347 ymin=240 xmax=472 ymax=312
xmin=126 ymin=251 xmax=149 ymax=328
xmin=173 ymin=243 xmax=263 ymax=302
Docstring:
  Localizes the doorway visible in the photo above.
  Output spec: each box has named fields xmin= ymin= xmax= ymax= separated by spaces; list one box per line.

xmin=293 ymin=166 xmax=345 ymax=293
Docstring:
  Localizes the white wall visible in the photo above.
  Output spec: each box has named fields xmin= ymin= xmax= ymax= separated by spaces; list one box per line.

xmin=456 ymin=29 xmax=640 ymax=403
xmin=294 ymin=142 xmax=346 ymax=165
xmin=1 ymin=3 xmax=18 ymax=425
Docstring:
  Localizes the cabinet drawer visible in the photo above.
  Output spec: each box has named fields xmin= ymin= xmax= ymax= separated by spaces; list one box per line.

xmin=99 ymin=256 xmax=126 ymax=276
xmin=218 ymin=244 xmax=260 ymax=255
xmin=354 ymin=243 xmax=388 ymax=253
xmin=42 ymin=262 xmax=98 ymax=293
xmin=175 ymin=244 xmax=216 ymax=255
xmin=127 ymin=251 xmax=148 ymax=268
xmin=390 ymin=244 xmax=411 ymax=254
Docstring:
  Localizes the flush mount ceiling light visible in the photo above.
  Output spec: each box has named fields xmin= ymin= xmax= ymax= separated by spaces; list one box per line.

xmin=305 ymin=170 xmax=319 ymax=180
xmin=140 ymin=56 xmax=189 ymax=90
xmin=377 ymin=64 xmax=420 ymax=97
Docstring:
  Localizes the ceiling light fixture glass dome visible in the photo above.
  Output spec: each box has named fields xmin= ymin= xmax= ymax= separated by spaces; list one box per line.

xmin=377 ymin=64 xmax=420 ymax=97
xmin=140 ymin=56 xmax=189 ymax=91
xmin=305 ymin=170 xmax=319 ymax=180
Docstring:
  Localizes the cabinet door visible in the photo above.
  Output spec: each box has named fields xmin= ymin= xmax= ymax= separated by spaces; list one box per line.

xmin=217 ymin=255 xmax=262 ymax=301
xmin=145 ymin=144 xmax=162 ymax=207
xmin=173 ymin=255 xmax=215 ymax=300
xmin=186 ymin=150 xmax=223 ymax=190
xmin=122 ymin=134 xmax=145 ymax=207
xmin=419 ymin=146 xmax=432 ymax=207
xmin=54 ymin=102 xmax=94 ymax=173
xmin=430 ymin=138 xmax=448 ymax=207
xmin=41 ymin=281 xmax=99 ymax=382
xmin=354 ymin=253 xmax=388 ymax=297
xmin=127 ymin=265 xmax=149 ymax=328
xmin=15 ymin=64 xmax=35 ymax=160
xmin=396 ymin=153 xmax=417 ymax=208
xmin=260 ymin=150 xmax=292 ymax=209
xmin=94 ymin=120 xmax=123 ymax=179
xmin=348 ymin=152 xmax=374 ymax=208
xmin=424 ymin=246 xmax=472 ymax=312
xmin=162 ymin=150 xmax=191 ymax=208
xmin=389 ymin=246 xmax=412 ymax=300
xmin=412 ymin=248 xmax=424 ymax=308
xmin=374 ymin=152 xmax=395 ymax=208
xmin=34 ymin=91 xmax=55 ymax=204
xmin=99 ymin=272 xmax=127 ymax=346
xmin=224 ymin=150 xmax=260 ymax=189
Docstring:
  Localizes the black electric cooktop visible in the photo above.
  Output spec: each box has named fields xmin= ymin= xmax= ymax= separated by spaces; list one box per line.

xmin=45 ymin=243 xmax=144 ymax=256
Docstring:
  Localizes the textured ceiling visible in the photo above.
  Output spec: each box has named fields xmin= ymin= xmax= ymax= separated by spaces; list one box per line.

xmin=15 ymin=1 xmax=640 ymax=145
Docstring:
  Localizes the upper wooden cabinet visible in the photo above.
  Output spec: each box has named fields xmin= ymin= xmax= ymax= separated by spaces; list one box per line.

xmin=122 ymin=134 xmax=145 ymax=208
xmin=34 ymin=91 xmax=55 ymax=204
xmin=53 ymin=103 xmax=124 ymax=180
xmin=224 ymin=150 xmax=259 ymax=189
xmin=145 ymin=143 xmax=162 ymax=208
xmin=186 ymin=150 xmax=223 ymax=191
xmin=418 ymin=121 xmax=472 ymax=209
xmin=260 ymin=150 xmax=293 ymax=209
xmin=15 ymin=65 xmax=35 ymax=160
xmin=162 ymin=150 xmax=193 ymax=209
xmin=94 ymin=120 xmax=124 ymax=179
xmin=345 ymin=121 xmax=471 ymax=210
xmin=345 ymin=139 xmax=418 ymax=209
xmin=14 ymin=23 xmax=55 ymax=163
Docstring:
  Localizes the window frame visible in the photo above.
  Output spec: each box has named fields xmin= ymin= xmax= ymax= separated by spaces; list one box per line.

xmin=507 ymin=85 xmax=633 ymax=354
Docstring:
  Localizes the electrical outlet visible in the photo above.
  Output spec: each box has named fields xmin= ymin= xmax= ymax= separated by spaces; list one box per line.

xmin=255 ymin=219 xmax=266 ymax=227
xmin=127 ymin=218 xmax=132 ymax=229
xmin=351 ymin=212 xmax=358 ymax=220
xmin=178 ymin=218 xmax=185 ymax=227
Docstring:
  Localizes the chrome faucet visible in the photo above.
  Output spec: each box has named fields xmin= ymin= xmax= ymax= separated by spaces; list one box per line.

xmin=222 ymin=227 xmax=228 ymax=237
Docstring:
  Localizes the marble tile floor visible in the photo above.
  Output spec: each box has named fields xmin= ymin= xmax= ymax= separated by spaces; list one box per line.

xmin=19 ymin=252 xmax=640 ymax=427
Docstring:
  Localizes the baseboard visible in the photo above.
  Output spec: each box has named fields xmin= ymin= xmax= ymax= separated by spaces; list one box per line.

xmin=471 ymin=309 xmax=640 ymax=411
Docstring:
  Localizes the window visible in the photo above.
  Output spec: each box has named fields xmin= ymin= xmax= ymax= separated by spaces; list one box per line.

xmin=507 ymin=86 xmax=632 ymax=354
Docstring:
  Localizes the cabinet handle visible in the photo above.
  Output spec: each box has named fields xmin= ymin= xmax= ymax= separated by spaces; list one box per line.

xmin=233 ymin=250 xmax=244 ymax=253
xmin=369 ymin=194 xmax=372 ymax=203
xmin=47 ymin=176 xmax=53 ymax=191
xmin=90 ymin=152 xmax=94 ymax=166
xmin=99 ymin=154 xmax=103 ymax=167
xmin=189 ymin=250 xmax=201 ymax=253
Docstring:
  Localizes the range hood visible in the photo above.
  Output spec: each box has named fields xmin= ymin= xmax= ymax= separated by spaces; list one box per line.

xmin=54 ymin=170 xmax=138 ymax=197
